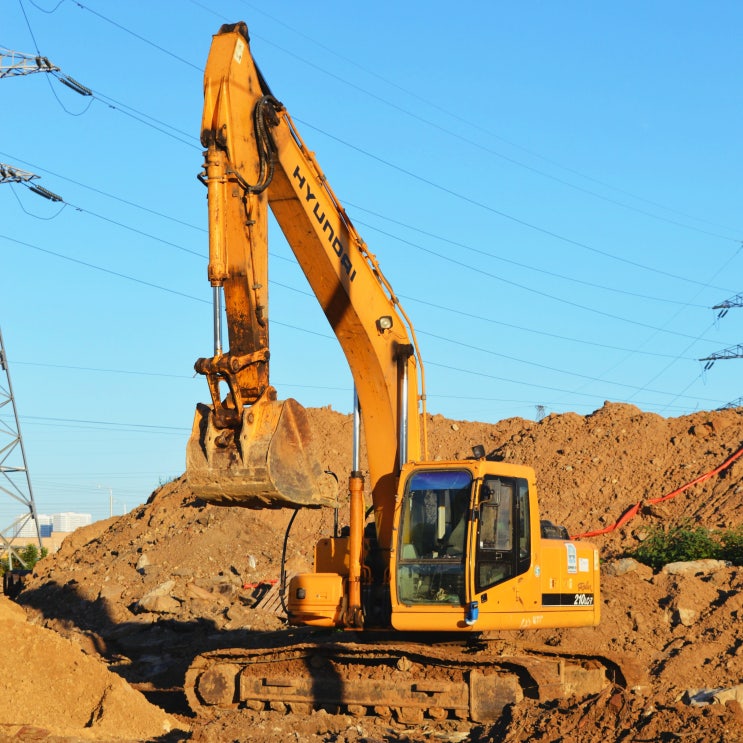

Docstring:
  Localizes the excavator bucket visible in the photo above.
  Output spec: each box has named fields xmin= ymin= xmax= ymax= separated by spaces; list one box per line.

xmin=186 ymin=397 xmax=338 ymax=509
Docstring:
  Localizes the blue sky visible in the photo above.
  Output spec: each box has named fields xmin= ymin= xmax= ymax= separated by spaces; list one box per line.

xmin=2 ymin=1 xmax=742 ymax=524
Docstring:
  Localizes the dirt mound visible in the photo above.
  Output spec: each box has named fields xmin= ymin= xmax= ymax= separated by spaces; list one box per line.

xmin=9 ymin=402 xmax=743 ymax=741
xmin=0 ymin=595 xmax=183 ymax=741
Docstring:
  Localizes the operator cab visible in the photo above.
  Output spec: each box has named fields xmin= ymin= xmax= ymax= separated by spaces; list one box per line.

xmin=395 ymin=467 xmax=532 ymax=608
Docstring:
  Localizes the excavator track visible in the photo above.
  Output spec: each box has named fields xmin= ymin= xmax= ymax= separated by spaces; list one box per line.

xmin=185 ymin=631 xmax=643 ymax=725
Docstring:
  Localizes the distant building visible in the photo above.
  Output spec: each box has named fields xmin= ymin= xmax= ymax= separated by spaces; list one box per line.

xmin=15 ymin=512 xmax=92 ymax=536
xmin=9 ymin=512 xmax=92 ymax=555
xmin=13 ymin=514 xmax=53 ymax=539
xmin=52 ymin=512 xmax=92 ymax=532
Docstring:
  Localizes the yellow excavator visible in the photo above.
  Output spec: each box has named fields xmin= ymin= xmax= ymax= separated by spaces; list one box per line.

xmin=184 ymin=22 xmax=623 ymax=724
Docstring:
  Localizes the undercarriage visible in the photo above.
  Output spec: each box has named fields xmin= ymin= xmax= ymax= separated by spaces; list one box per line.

xmin=185 ymin=630 xmax=642 ymax=725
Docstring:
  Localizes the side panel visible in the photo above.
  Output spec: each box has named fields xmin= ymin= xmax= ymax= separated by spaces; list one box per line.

xmin=287 ymin=573 xmax=344 ymax=627
xmin=536 ymin=539 xmax=601 ymax=625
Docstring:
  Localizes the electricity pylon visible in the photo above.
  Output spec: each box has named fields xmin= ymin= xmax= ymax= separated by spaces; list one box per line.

xmin=700 ymin=344 xmax=743 ymax=370
xmin=713 ymin=293 xmax=743 ymax=320
xmin=0 ymin=327 xmax=43 ymax=568
xmin=0 ymin=162 xmax=62 ymax=202
xmin=0 ymin=47 xmax=58 ymax=77
xmin=701 ymin=292 xmax=743 ymax=368
xmin=717 ymin=397 xmax=743 ymax=411
xmin=0 ymin=46 xmax=91 ymax=95
xmin=0 ymin=46 xmax=82 ymax=570
xmin=700 ymin=292 xmax=743 ymax=408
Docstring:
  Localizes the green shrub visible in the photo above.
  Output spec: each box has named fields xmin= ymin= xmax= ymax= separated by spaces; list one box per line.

xmin=630 ymin=522 xmax=722 ymax=570
xmin=0 ymin=543 xmax=48 ymax=575
xmin=718 ymin=526 xmax=743 ymax=566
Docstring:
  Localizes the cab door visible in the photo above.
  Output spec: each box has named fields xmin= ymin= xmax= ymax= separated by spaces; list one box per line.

xmin=472 ymin=476 xmax=531 ymax=595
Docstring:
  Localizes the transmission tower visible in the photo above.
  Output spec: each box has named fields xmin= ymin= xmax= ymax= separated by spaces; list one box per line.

xmin=701 ymin=291 xmax=743 ymax=369
xmin=0 ymin=327 xmax=43 ymax=568
xmin=0 ymin=46 xmax=91 ymax=94
xmin=0 ymin=46 xmax=82 ymax=570
xmin=712 ymin=292 xmax=743 ymax=320
xmin=699 ymin=291 xmax=743 ymax=407
xmin=0 ymin=162 xmax=62 ymax=202
xmin=717 ymin=397 xmax=743 ymax=411
xmin=0 ymin=47 xmax=58 ymax=77
xmin=700 ymin=344 xmax=743 ymax=370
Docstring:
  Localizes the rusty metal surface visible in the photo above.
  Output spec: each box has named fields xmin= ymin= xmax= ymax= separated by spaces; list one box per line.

xmin=239 ymin=671 xmax=469 ymax=717
xmin=186 ymin=399 xmax=338 ymax=509
xmin=185 ymin=635 xmax=630 ymax=725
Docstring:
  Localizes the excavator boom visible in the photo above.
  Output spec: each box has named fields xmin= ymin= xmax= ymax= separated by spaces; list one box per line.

xmin=186 ymin=22 xmax=422 ymax=522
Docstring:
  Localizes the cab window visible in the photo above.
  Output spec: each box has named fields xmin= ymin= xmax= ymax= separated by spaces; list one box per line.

xmin=397 ymin=469 xmax=472 ymax=606
xmin=475 ymin=477 xmax=530 ymax=592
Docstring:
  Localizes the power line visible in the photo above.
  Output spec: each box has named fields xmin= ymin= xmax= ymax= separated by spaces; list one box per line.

xmin=402 ymin=294 xmax=696 ymax=360
xmin=62 ymin=0 xmax=741 ymax=247
xmin=302 ymin=117 xmax=739 ymax=289
xmin=420 ymin=329 xmax=714 ymax=402
xmin=4 ymin=175 xmax=730 ymax=412
xmin=425 ymin=358 xmax=726 ymax=408
xmin=3 ymin=148 xmax=726 ymax=315
xmin=2 ymin=154 xmax=730 ymax=358
xmin=86 ymin=87 xmax=200 ymax=148
xmin=1 ymin=158 xmax=732 ymax=389
xmin=357 ymin=216 xmax=717 ymax=308
xmin=0 ymin=151 xmax=206 ymax=233
xmin=1 ymin=412 xmax=187 ymax=434
xmin=235 ymin=3 xmax=742 ymax=241
xmin=0 ymin=232 xmax=208 ymax=303
xmin=26 ymin=0 xmax=740 ymax=258
xmin=70 ymin=0 xmax=202 ymax=71
xmin=11 ymin=7 xmax=733 ymax=312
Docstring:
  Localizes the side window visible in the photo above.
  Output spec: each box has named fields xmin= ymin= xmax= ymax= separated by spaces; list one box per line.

xmin=476 ymin=477 xmax=530 ymax=592
xmin=479 ymin=497 xmax=512 ymax=551
xmin=518 ymin=480 xmax=531 ymax=568
xmin=401 ymin=490 xmax=438 ymax=558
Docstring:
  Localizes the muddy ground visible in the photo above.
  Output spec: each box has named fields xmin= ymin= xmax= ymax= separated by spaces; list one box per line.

xmin=3 ymin=402 xmax=743 ymax=741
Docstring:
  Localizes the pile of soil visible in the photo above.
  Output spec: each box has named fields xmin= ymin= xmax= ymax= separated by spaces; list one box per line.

xmin=6 ymin=402 xmax=743 ymax=741
xmin=0 ymin=595 xmax=182 ymax=741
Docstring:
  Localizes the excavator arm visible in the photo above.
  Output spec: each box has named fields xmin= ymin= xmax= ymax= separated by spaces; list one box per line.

xmin=187 ymin=23 xmax=425 ymax=540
